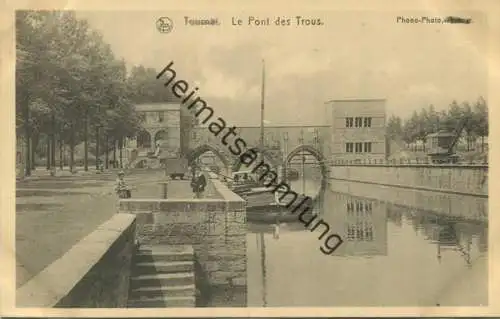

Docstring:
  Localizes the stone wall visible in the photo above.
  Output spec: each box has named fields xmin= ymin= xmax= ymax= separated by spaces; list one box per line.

xmin=118 ymin=177 xmax=247 ymax=296
xmin=17 ymin=214 xmax=137 ymax=308
xmin=202 ymin=171 xmax=222 ymax=199
xmin=330 ymin=164 xmax=488 ymax=196
xmin=329 ymin=180 xmax=488 ymax=222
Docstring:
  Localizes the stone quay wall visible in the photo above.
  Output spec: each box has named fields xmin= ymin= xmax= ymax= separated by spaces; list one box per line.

xmin=17 ymin=214 xmax=137 ymax=308
xmin=118 ymin=175 xmax=247 ymax=292
xmin=329 ymin=163 xmax=488 ymax=197
xmin=329 ymin=180 xmax=488 ymax=222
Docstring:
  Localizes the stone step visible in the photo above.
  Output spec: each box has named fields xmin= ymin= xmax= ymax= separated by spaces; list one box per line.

xmin=133 ymin=261 xmax=194 ymax=274
xmin=135 ymin=245 xmax=194 ymax=263
xmin=138 ymin=244 xmax=194 ymax=255
xmin=130 ymin=273 xmax=195 ymax=289
xmin=129 ymin=284 xmax=196 ymax=299
xmin=127 ymin=296 xmax=196 ymax=308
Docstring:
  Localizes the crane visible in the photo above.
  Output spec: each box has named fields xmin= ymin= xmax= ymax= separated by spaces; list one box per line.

xmin=426 ymin=117 xmax=469 ymax=164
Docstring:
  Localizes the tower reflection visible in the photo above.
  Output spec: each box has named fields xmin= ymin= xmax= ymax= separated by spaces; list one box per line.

xmin=322 ymin=192 xmax=388 ymax=257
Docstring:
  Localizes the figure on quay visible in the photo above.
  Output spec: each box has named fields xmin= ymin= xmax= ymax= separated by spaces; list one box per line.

xmin=191 ymin=167 xmax=207 ymax=199
xmin=115 ymin=171 xmax=132 ymax=199
xmin=273 ymin=215 xmax=281 ymax=239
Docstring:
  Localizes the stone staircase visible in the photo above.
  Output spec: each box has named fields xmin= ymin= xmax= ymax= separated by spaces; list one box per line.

xmin=127 ymin=245 xmax=197 ymax=308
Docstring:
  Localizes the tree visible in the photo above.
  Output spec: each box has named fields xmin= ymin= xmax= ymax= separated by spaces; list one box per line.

xmin=16 ymin=11 xmax=54 ymax=175
xmin=425 ymin=104 xmax=440 ymax=134
xmin=386 ymin=115 xmax=403 ymax=140
xmin=473 ymin=96 xmax=488 ymax=152
xmin=16 ymin=11 xmax=139 ymax=174
xmin=461 ymin=101 xmax=475 ymax=151
xmin=127 ymin=66 xmax=178 ymax=103
xmin=444 ymin=100 xmax=462 ymax=132
xmin=402 ymin=111 xmax=419 ymax=150
xmin=415 ymin=108 xmax=429 ymax=151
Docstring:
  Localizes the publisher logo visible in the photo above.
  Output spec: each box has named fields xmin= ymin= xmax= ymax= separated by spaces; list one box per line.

xmin=156 ymin=17 xmax=173 ymax=33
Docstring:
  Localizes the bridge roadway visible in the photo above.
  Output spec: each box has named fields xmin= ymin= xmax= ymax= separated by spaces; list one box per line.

xmin=187 ymin=125 xmax=330 ymax=174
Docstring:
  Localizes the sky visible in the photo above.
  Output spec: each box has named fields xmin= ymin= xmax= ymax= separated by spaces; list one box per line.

xmin=76 ymin=9 xmax=488 ymax=126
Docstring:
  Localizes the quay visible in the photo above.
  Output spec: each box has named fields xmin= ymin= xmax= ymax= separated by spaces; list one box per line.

xmin=15 ymin=97 xmax=488 ymax=308
xmin=17 ymin=170 xmax=247 ymax=307
xmin=16 ymin=162 xmax=488 ymax=307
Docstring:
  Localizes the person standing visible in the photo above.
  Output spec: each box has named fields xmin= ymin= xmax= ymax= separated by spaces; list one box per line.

xmin=273 ymin=216 xmax=281 ymax=239
xmin=191 ymin=169 xmax=207 ymax=198
xmin=115 ymin=171 xmax=131 ymax=199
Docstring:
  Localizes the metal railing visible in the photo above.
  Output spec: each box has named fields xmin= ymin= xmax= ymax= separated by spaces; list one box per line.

xmin=330 ymin=158 xmax=488 ymax=167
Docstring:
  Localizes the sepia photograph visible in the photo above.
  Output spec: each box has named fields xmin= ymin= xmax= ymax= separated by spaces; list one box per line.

xmin=3 ymin=1 xmax=496 ymax=316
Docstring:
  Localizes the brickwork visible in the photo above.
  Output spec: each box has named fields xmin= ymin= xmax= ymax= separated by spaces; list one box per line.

xmin=118 ymin=179 xmax=247 ymax=300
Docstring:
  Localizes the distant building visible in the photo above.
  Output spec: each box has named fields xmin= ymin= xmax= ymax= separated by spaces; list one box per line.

xmin=124 ymin=103 xmax=197 ymax=166
xmin=325 ymin=98 xmax=386 ymax=161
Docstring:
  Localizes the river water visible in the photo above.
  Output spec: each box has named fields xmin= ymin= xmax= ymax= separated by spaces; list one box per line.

xmin=245 ymin=165 xmax=488 ymax=307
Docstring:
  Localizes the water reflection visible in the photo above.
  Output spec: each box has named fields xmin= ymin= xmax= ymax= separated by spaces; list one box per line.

xmin=325 ymin=193 xmax=388 ymax=257
xmin=247 ymin=176 xmax=488 ymax=307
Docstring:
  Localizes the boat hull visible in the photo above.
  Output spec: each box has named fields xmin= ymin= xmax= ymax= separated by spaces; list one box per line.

xmin=231 ymin=183 xmax=261 ymax=195
xmin=246 ymin=205 xmax=316 ymax=223
xmin=242 ymin=186 xmax=319 ymax=223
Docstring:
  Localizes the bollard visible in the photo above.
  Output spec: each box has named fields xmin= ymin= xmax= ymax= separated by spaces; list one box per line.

xmin=159 ymin=181 xmax=168 ymax=199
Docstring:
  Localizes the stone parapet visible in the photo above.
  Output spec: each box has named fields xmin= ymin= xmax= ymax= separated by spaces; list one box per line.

xmin=17 ymin=214 xmax=137 ymax=308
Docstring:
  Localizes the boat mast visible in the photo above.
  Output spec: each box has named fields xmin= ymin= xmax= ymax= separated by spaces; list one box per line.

xmin=260 ymin=59 xmax=265 ymax=149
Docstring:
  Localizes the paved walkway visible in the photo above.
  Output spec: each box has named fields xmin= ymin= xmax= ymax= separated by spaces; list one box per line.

xmin=15 ymin=168 xmax=194 ymax=288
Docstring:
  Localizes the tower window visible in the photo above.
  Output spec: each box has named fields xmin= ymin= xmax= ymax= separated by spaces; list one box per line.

xmin=355 ymin=142 xmax=363 ymax=153
xmin=345 ymin=142 xmax=354 ymax=153
xmin=355 ymin=117 xmax=363 ymax=127
xmin=364 ymin=142 xmax=372 ymax=153
xmin=345 ymin=117 xmax=354 ymax=128
xmin=364 ymin=117 xmax=372 ymax=127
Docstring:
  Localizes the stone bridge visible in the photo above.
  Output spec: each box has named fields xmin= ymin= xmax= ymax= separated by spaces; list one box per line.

xmin=186 ymin=125 xmax=330 ymax=180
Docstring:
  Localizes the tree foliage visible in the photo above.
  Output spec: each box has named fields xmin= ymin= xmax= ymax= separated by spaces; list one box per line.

xmin=16 ymin=10 xmax=168 ymax=173
xmin=387 ymin=97 xmax=489 ymax=151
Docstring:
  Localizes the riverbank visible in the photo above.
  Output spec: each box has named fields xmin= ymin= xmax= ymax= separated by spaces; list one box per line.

xmin=329 ymin=163 xmax=487 ymax=197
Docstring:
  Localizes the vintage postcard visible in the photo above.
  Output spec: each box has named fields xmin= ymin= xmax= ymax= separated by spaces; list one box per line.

xmin=1 ymin=0 xmax=499 ymax=317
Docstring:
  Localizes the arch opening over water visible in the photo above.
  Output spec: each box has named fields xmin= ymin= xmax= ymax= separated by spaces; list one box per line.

xmin=284 ymin=144 xmax=328 ymax=198
xmin=186 ymin=144 xmax=230 ymax=176
xmin=232 ymin=147 xmax=281 ymax=173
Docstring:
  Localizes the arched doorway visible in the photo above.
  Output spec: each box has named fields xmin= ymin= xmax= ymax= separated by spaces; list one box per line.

xmin=186 ymin=144 xmax=230 ymax=176
xmin=136 ymin=130 xmax=152 ymax=149
xmin=284 ymin=144 xmax=328 ymax=197
xmin=154 ymin=130 xmax=168 ymax=144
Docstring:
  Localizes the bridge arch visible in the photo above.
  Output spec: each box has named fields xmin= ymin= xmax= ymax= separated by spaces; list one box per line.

xmin=232 ymin=147 xmax=281 ymax=173
xmin=186 ymin=144 xmax=230 ymax=176
xmin=284 ymin=144 xmax=328 ymax=188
